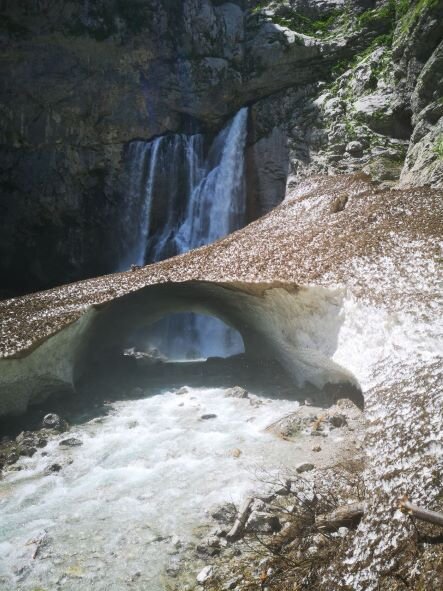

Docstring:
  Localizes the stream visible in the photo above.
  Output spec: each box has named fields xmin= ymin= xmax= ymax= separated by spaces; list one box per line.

xmin=0 ymin=386 xmax=300 ymax=590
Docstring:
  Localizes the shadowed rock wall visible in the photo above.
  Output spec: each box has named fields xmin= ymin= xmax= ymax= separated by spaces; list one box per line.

xmin=1 ymin=0 xmax=442 ymax=295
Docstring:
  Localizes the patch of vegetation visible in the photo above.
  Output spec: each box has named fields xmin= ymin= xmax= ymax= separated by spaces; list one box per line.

xmin=358 ymin=0 xmax=396 ymax=30
xmin=396 ymin=0 xmax=440 ymax=37
xmin=250 ymin=2 xmax=349 ymax=39
xmin=434 ymin=135 xmax=443 ymax=159
xmin=272 ymin=10 xmax=345 ymax=38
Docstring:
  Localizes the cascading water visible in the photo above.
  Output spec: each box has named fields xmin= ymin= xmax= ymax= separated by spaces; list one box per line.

xmin=121 ymin=108 xmax=249 ymax=359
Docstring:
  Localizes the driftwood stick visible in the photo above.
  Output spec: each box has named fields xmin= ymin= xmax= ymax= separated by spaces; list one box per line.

xmin=315 ymin=501 xmax=366 ymax=531
xmin=227 ymin=496 xmax=254 ymax=541
xmin=397 ymin=496 xmax=443 ymax=527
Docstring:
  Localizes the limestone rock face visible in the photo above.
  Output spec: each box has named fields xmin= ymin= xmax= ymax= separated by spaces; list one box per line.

xmin=1 ymin=0 xmax=442 ymax=295
xmin=0 ymin=0 xmax=346 ymax=294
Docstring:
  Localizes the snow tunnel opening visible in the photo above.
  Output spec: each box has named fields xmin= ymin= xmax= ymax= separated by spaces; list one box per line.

xmin=69 ymin=282 xmax=364 ymax=411
xmin=125 ymin=312 xmax=245 ymax=362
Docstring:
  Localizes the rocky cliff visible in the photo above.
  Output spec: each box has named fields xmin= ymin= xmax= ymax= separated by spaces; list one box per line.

xmin=1 ymin=0 xmax=442 ymax=294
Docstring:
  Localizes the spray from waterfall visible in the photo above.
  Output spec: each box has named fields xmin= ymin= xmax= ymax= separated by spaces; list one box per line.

xmin=122 ymin=108 xmax=249 ymax=359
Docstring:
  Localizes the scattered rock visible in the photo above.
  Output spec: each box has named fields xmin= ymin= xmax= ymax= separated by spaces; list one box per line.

xmin=329 ymin=414 xmax=347 ymax=428
xmin=200 ymin=414 xmax=217 ymax=420
xmin=312 ymin=445 xmax=322 ymax=452
xmin=42 ymin=413 xmax=67 ymax=432
xmin=346 ymin=141 xmax=363 ymax=156
xmin=296 ymin=462 xmax=315 ymax=473
xmin=231 ymin=448 xmax=242 ymax=458
xmin=211 ymin=527 xmax=228 ymax=538
xmin=211 ymin=503 xmax=237 ymax=524
xmin=196 ymin=565 xmax=213 ymax=584
xmin=59 ymin=438 xmax=83 ymax=447
xmin=274 ymin=479 xmax=291 ymax=496
xmin=330 ymin=194 xmax=348 ymax=213
xmin=166 ymin=556 xmax=181 ymax=577
xmin=18 ymin=446 xmax=37 ymax=457
xmin=250 ymin=499 xmax=266 ymax=512
xmin=223 ymin=575 xmax=243 ymax=590
xmin=197 ymin=535 xmax=221 ymax=557
xmin=245 ymin=511 xmax=281 ymax=534
xmin=36 ymin=437 xmax=48 ymax=448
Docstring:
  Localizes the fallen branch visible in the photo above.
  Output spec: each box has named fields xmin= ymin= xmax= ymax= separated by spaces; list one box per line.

xmin=315 ymin=501 xmax=366 ymax=531
xmin=397 ymin=496 xmax=443 ymax=528
xmin=227 ymin=496 xmax=253 ymax=541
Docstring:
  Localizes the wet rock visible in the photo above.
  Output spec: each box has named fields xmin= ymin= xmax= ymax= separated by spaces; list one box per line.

xmin=197 ymin=565 xmax=214 ymax=584
xmin=346 ymin=140 xmax=363 ymax=156
xmin=200 ymin=414 xmax=217 ymax=420
xmin=296 ymin=462 xmax=315 ymax=473
xmin=42 ymin=413 xmax=67 ymax=432
xmin=59 ymin=438 xmax=83 ymax=447
xmin=224 ymin=386 xmax=249 ymax=399
xmin=329 ymin=414 xmax=347 ymax=428
xmin=18 ymin=446 xmax=37 ymax=457
xmin=6 ymin=451 xmax=19 ymax=464
xmin=245 ymin=511 xmax=281 ymax=534
xmin=47 ymin=463 xmax=62 ymax=473
xmin=175 ymin=386 xmax=189 ymax=396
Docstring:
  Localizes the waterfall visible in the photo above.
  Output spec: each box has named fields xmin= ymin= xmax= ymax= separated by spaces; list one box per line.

xmin=122 ymin=108 xmax=249 ymax=359
xmin=175 ymin=107 xmax=248 ymax=252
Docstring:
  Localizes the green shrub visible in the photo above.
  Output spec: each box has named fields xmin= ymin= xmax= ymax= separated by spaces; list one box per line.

xmin=434 ymin=135 xmax=443 ymax=159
